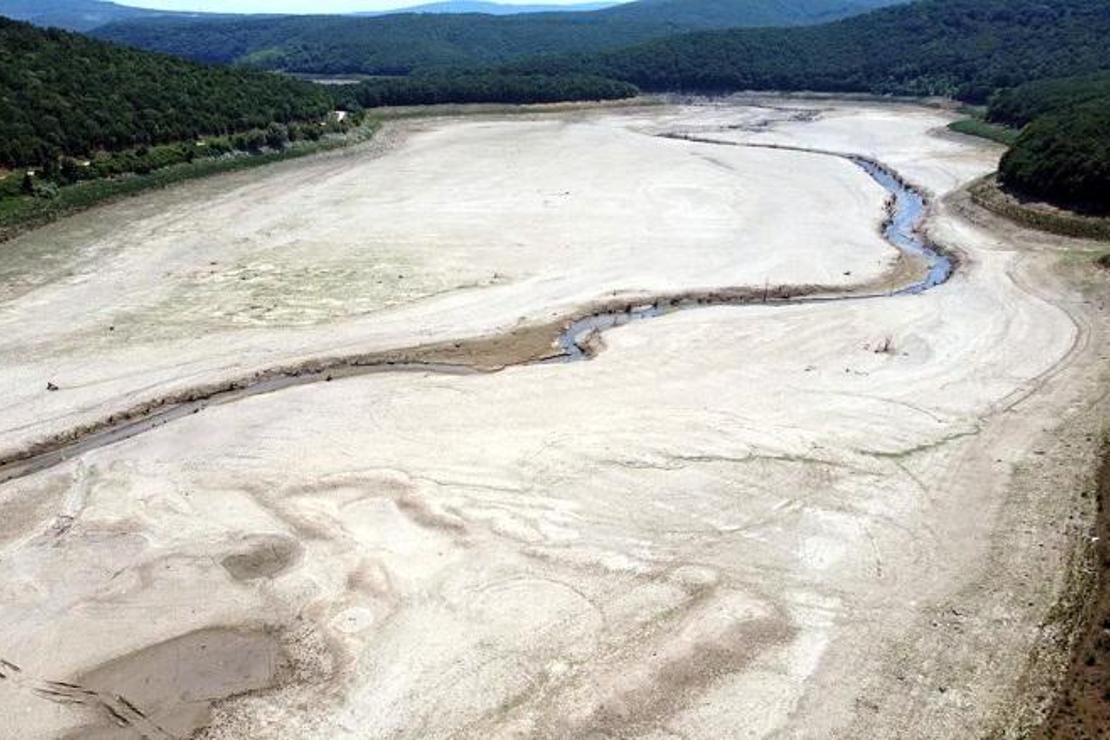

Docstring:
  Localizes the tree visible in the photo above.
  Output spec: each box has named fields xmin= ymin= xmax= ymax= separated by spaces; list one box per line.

xmin=264 ymin=123 xmax=289 ymax=150
xmin=59 ymin=156 xmax=82 ymax=184
xmin=0 ymin=17 xmax=334 ymax=169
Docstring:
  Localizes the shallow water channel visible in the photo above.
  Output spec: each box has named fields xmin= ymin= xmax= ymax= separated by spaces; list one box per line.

xmin=557 ymin=149 xmax=952 ymax=359
xmin=0 ymin=147 xmax=952 ymax=484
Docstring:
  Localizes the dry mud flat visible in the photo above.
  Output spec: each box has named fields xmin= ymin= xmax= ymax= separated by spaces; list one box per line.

xmin=0 ymin=99 xmax=1106 ymax=738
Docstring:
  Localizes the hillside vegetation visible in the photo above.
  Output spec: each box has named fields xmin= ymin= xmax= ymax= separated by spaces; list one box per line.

xmin=504 ymin=0 xmax=1110 ymax=213
xmin=89 ymin=0 xmax=906 ymax=75
xmin=339 ymin=72 xmax=637 ymax=108
xmin=9 ymin=0 xmax=1108 ymax=216
xmin=598 ymin=0 xmax=906 ymax=27
xmin=94 ymin=14 xmax=667 ymax=75
xmin=996 ymin=88 xmax=1110 ymax=212
xmin=0 ymin=18 xmax=335 ymax=168
xmin=987 ymin=71 xmax=1110 ymax=127
xmin=512 ymin=0 xmax=1110 ymax=103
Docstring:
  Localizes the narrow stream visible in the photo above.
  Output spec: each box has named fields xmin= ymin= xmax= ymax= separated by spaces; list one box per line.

xmin=0 ymin=145 xmax=953 ymax=485
xmin=557 ymin=149 xmax=952 ymax=359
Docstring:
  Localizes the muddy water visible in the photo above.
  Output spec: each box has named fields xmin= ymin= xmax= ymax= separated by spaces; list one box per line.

xmin=1 ymin=628 xmax=284 ymax=739
xmin=852 ymin=157 xmax=951 ymax=292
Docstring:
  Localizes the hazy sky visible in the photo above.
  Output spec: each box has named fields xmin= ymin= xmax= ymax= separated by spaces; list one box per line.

xmin=117 ymin=0 xmax=591 ymax=11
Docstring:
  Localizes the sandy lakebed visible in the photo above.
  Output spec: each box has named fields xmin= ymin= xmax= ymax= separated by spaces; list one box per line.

xmin=0 ymin=97 xmax=1107 ymax=739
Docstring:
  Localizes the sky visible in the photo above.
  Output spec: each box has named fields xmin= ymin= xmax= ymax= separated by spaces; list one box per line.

xmin=116 ymin=0 xmax=592 ymax=11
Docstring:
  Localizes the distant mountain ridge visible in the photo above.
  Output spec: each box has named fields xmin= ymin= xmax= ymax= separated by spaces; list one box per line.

xmin=0 ymin=0 xmax=618 ymax=32
xmin=355 ymin=1 xmax=619 ymax=16
xmin=509 ymin=0 xmax=1110 ymax=102
xmin=89 ymin=0 xmax=909 ymax=75
xmin=0 ymin=0 xmax=223 ymax=32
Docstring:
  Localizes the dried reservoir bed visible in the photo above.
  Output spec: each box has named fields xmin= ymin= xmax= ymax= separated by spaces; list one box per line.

xmin=0 ymin=98 xmax=1106 ymax=739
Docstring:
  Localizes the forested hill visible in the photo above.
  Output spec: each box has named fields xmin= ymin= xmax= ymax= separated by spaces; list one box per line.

xmin=88 ymin=0 xmax=907 ymax=76
xmin=595 ymin=0 xmax=906 ymax=28
xmin=0 ymin=18 xmax=334 ymax=168
xmin=987 ymin=71 xmax=1110 ymax=128
xmin=510 ymin=0 xmax=1110 ymax=103
xmin=0 ymin=0 xmax=606 ymax=32
xmin=991 ymin=74 xmax=1110 ymax=212
xmin=0 ymin=0 xmax=204 ymax=32
xmin=92 ymin=14 xmax=666 ymax=74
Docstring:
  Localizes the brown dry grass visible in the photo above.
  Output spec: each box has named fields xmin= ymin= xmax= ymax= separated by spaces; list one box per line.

xmin=1034 ymin=438 xmax=1110 ymax=738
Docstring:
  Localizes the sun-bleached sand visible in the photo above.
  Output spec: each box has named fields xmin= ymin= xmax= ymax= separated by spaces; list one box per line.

xmin=0 ymin=98 xmax=1106 ymax=739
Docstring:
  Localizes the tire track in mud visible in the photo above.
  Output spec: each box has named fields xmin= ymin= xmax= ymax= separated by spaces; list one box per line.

xmin=0 ymin=656 xmax=176 ymax=739
xmin=0 ymin=144 xmax=952 ymax=488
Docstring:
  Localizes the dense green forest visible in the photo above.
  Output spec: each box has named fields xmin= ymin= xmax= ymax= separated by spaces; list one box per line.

xmin=6 ymin=0 xmax=1108 ymax=215
xmin=339 ymin=72 xmax=637 ymax=108
xmin=987 ymin=71 xmax=1110 ymax=128
xmin=509 ymin=0 xmax=1110 ymax=103
xmin=0 ymin=17 xmax=639 ymax=173
xmin=88 ymin=0 xmax=905 ymax=76
xmin=504 ymin=0 xmax=1110 ymax=213
xmin=594 ymin=0 xmax=908 ymax=27
xmin=0 ymin=17 xmax=338 ymax=168
xmin=93 ymin=14 xmax=667 ymax=75
xmin=992 ymin=78 xmax=1110 ymax=213
xmin=0 ymin=0 xmax=605 ymax=31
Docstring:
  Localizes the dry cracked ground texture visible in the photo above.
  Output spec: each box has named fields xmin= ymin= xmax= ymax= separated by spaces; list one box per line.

xmin=0 ymin=98 xmax=1108 ymax=739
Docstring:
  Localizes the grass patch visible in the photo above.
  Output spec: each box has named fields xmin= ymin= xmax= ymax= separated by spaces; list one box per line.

xmin=373 ymin=95 xmax=658 ymax=121
xmin=0 ymin=118 xmax=380 ymax=243
xmin=969 ymin=176 xmax=1110 ymax=243
xmin=948 ymin=116 xmax=1020 ymax=146
xmin=1032 ymin=433 xmax=1110 ymax=737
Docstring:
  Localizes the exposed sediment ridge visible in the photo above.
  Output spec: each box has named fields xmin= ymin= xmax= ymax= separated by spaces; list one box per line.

xmin=0 ymin=628 xmax=285 ymax=739
xmin=0 ymin=146 xmax=949 ymax=486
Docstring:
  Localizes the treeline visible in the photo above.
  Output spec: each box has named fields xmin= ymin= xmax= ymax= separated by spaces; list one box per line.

xmin=508 ymin=0 xmax=1110 ymax=103
xmin=987 ymin=71 xmax=1110 ymax=128
xmin=0 ymin=17 xmax=335 ymax=168
xmin=18 ymin=116 xmax=358 ymax=191
xmin=91 ymin=13 xmax=687 ymax=76
xmin=0 ymin=16 xmax=641 ymax=173
xmin=598 ymin=0 xmax=905 ymax=28
xmin=992 ymin=77 xmax=1110 ymax=212
xmin=495 ymin=0 xmax=1110 ymax=212
xmin=88 ymin=0 xmax=905 ymax=77
xmin=339 ymin=73 xmax=637 ymax=108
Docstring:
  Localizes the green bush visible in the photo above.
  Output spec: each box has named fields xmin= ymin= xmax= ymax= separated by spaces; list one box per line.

xmin=999 ymin=97 xmax=1110 ymax=212
xmin=0 ymin=17 xmax=334 ymax=169
xmin=340 ymin=73 xmax=639 ymax=109
xmin=988 ymin=72 xmax=1110 ymax=127
xmin=947 ymin=118 xmax=1019 ymax=146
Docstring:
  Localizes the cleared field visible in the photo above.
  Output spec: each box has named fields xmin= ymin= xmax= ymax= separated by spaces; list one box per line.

xmin=0 ymin=99 xmax=1105 ymax=739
